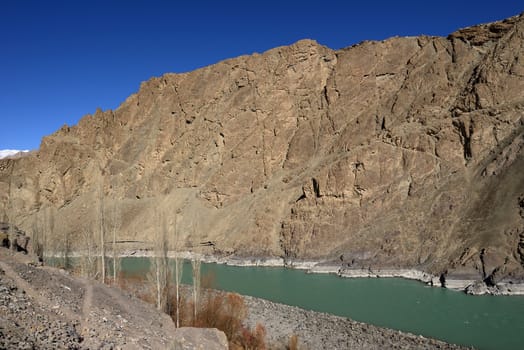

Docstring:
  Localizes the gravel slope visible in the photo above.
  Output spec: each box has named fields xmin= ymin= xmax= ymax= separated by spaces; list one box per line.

xmin=0 ymin=248 xmax=226 ymax=349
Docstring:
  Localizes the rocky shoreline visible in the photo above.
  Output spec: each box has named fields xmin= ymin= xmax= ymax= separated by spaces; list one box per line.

xmin=5 ymin=247 xmax=475 ymax=349
xmin=115 ymin=250 xmax=524 ymax=296
xmin=243 ymin=295 xmax=471 ymax=350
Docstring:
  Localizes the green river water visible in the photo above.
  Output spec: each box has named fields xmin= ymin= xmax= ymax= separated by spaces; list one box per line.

xmin=107 ymin=257 xmax=524 ymax=349
xmin=48 ymin=257 xmax=524 ymax=350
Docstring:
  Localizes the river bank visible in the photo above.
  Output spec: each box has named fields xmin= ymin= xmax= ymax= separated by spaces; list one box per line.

xmin=34 ymin=249 xmax=473 ymax=349
xmin=43 ymin=250 xmax=524 ymax=349
xmin=243 ymin=294 xmax=471 ymax=350
xmin=113 ymin=249 xmax=524 ymax=296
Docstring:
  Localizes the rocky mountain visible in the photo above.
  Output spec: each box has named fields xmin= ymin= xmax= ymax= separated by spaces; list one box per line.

xmin=1 ymin=14 xmax=523 ymax=283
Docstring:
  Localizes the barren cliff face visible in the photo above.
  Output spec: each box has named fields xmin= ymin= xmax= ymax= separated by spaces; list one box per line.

xmin=1 ymin=14 xmax=523 ymax=280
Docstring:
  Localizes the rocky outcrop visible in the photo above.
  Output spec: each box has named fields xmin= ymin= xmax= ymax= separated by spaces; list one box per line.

xmin=0 ymin=223 xmax=29 ymax=253
xmin=1 ymin=14 xmax=523 ymax=283
xmin=173 ymin=327 xmax=229 ymax=350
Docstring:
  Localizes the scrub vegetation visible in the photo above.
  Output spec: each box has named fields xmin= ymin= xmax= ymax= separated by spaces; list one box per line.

xmin=119 ymin=267 xmax=269 ymax=349
xmin=27 ymin=197 xmax=294 ymax=349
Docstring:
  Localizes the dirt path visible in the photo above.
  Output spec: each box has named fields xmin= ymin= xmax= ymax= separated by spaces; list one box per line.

xmin=0 ymin=248 xmax=227 ymax=349
xmin=0 ymin=260 xmax=79 ymax=322
xmin=103 ymin=283 xmax=134 ymax=317
xmin=80 ymin=281 xmax=94 ymax=337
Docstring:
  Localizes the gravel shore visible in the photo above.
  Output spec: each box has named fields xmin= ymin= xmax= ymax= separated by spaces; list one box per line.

xmin=243 ymin=295 xmax=472 ymax=350
xmin=2 ymin=247 xmax=473 ymax=349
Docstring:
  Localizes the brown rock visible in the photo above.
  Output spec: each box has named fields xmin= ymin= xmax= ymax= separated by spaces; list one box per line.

xmin=1 ymin=14 xmax=524 ymax=279
xmin=173 ymin=327 xmax=229 ymax=350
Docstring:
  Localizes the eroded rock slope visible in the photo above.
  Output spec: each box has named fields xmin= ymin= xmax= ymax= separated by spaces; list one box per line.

xmin=1 ymin=14 xmax=523 ymax=281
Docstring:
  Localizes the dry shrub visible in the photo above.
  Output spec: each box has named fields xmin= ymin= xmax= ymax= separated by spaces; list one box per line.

xmin=115 ymin=271 xmax=145 ymax=289
xmin=137 ymin=289 xmax=156 ymax=305
xmin=166 ymin=290 xmax=191 ymax=327
xmin=112 ymin=271 xmax=157 ymax=305
xmin=114 ymin=270 xmax=267 ymax=349
xmin=239 ymin=323 xmax=266 ymax=350
xmin=287 ymin=334 xmax=299 ymax=350
xmin=178 ymin=290 xmax=265 ymax=349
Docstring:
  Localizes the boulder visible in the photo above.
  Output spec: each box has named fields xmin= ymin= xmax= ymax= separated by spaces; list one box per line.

xmin=172 ymin=327 xmax=229 ymax=350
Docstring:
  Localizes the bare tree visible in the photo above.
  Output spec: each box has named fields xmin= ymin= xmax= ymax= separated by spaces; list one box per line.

xmin=75 ymin=202 xmax=98 ymax=278
xmin=109 ymin=201 xmax=121 ymax=283
xmin=97 ymin=180 xmax=106 ymax=283
xmin=62 ymin=231 xmax=72 ymax=270
xmin=5 ymin=199 xmax=18 ymax=252
xmin=149 ymin=212 xmax=169 ymax=312
xmin=41 ymin=206 xmax=71 ymax=269
xmin=191 ymin=221 xmax=201 ymax=324
xmin=44 ymin=206 xmax=55 ymax=263
xmin=31 ymin=212 xmax=44 ymax=262
xmin=173 ymin=214 xmax=183 ymax=328
xmin=191 ymin=258 xmax=201 ymax=324
xmin=5 ymin=190 xmax=15 ymax=251
xmin=45 ymin=206 xmax=54 ymax=248
xmin=79 ymin=226 xmax=97 ymax=278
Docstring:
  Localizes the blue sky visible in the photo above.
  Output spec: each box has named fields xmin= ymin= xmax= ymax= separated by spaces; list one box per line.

xmin=1 ymin=1 xmax=522 ymax=150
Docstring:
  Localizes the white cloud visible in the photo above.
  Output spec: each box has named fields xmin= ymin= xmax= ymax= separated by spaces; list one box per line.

xmin=0 ymin=150 xmax=29 ymax=159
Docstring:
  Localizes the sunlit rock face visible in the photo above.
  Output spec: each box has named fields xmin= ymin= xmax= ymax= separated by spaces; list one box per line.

xmin=1 ymin=14 xmax=523 ymax=280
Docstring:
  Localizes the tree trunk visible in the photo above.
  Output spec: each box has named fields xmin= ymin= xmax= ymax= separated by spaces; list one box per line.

xmin=111 ymin=202 xmax=121 ymax=284
xmin=99 ymin=181 xmax=106 ymax=283
xmin=191 ymin=258 xmax=201 ymax=324
xmin=174 ymin=215 xmax=182 ymax=328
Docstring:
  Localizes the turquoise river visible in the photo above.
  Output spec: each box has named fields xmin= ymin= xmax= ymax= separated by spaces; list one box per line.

xmin=118 ymin=257 xmax=524 ymax=350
